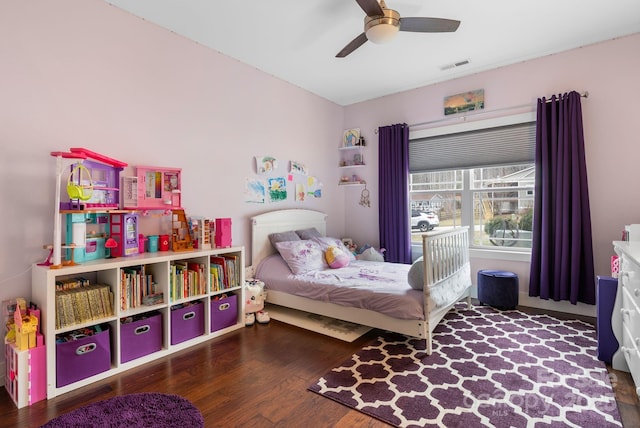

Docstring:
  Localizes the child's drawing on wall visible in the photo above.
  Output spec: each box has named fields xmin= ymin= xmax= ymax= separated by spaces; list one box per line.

xmin=306 ymin=176 xmax=323 ymax=198
xmin=245 ymin=178 xmax=266 ymax=203
xmin=296 ymin=183 xmax=305 ymax=202
xmin=268 ymin=177 xmax=287 ymax=202
xmin=290 ymin=161 xmax=308 ymax=175
xmin=255 ymin=156 xmax=277 ymax=175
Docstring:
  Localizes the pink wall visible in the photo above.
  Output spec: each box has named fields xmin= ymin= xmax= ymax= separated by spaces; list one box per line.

xmin=0 ymin=1 xmax=345 ymax=311
xmin=344 ymin=33 xmax=640 ymax=314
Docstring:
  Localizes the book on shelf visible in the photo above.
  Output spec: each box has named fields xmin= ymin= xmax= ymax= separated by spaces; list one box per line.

xmin=210 ymin=256 xmax=227 ymax=291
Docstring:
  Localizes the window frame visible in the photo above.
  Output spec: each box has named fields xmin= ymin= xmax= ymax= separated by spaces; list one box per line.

xmin=409 ymin=112 xmax=536 ymax=260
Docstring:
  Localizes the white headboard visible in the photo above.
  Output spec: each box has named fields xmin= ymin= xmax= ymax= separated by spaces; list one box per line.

xmin=251 ymin=209 xmax=327 ymax=267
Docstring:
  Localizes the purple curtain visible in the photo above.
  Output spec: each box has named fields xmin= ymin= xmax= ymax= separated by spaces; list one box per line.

xmin=529 ymin=91 xmax=595 ymax=305
xmin=378 ymin=123 xmax=411 ymax=264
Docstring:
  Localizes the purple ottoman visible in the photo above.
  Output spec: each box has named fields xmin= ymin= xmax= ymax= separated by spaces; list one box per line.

xmin=477 ymin=270 xmax=519 ymax=310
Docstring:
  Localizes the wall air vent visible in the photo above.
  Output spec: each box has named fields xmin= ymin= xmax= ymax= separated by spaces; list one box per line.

xmin=440 ymin=59 xmax=470 ymax=71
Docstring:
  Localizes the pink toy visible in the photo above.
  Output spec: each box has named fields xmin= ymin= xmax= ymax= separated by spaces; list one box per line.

xmin=122 ymin=166 xmax=182 ymax=210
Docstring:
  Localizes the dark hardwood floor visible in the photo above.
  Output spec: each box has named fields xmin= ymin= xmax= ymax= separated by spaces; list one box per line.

xmin=1 ymin=307 xmax=638 ymax=428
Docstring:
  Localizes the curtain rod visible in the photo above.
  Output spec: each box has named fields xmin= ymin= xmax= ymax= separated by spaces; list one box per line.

xmin=381 ymin=91 xmax=589 ymax=132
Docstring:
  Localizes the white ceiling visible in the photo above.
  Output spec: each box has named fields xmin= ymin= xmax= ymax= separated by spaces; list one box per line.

xmin=104 ymin=0 xmax=640 ymax=106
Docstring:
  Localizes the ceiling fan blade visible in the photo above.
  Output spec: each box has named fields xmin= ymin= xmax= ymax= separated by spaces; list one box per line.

xmin=399 ymin=17 xmax=460 ymax=33
xmin=336 ymin=32 xmax=368 ymax=58
xmin=355 ymin=0 xmax=384 ymax=17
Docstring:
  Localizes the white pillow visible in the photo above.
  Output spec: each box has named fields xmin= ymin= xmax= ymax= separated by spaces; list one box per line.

xmin=407 ymin=257 xmax=424 ymax=290
xmin=274 ymin=240 xmax=326 ymax=274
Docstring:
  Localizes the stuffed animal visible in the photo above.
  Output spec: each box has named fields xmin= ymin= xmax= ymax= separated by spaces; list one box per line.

xmin=325 ymin=246 xmax=350 ymax=269
xmin=245 ymin=279 xmax=270 ymax=326
xmin=356 ymin=246 xmax=385 ymax=262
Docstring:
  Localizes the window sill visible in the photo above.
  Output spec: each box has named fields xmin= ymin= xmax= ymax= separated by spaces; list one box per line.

xmin=469 ymin=247 xmax=531 ymax=263
xmin=411 ymin=243 xmax=531 ymax=263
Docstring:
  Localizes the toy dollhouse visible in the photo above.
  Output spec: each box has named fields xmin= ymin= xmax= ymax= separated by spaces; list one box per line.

xmin=122 ymin=166 xmax=182 ymax=211
xmin=62 ymin=148 xmax=127 ymax=211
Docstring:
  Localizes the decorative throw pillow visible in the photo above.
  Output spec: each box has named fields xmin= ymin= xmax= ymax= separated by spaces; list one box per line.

xmin=325 ymin=246 xmax=350 ymax=269
xmin=312 ymin=236 xmax=356 ymax=261
xmin=268 ymin=231 xmax=301 ymax=249
xmin=407 ymin=256 xmax=424 ymax=290
xmin=274 ymin=240 xmax=326 ymax=274
xmin=295 ymin=227 xmax=322 ymax=240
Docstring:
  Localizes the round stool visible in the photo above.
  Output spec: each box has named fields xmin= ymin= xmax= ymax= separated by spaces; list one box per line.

xmin=477 ymin=269 xmax=519 ymax=310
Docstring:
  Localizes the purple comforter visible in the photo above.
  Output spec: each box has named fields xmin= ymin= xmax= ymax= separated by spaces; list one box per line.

xmin=255 ymin=254 xmax=425 ymax=320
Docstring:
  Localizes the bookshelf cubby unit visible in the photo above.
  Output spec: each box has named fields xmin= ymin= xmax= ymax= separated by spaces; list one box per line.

xmin=32 ymin=246 xmax=244 ymax=399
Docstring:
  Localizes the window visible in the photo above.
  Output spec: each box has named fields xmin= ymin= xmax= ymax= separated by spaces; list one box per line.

xmin=408 ymin=113 xmax=536 ymax=252
xmin=409 ymin=165 xmax=534 ymax=250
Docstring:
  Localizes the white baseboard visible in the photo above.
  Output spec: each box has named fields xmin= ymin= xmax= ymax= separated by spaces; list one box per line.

xmin=518 ymin=293 xmax=596 ymax=318
xmin=470 ymin=286 xmax=596 ymax=318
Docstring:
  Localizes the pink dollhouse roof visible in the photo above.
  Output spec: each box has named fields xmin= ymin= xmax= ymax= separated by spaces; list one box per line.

xmin=70 ymin=147 xmax=128 ymax=168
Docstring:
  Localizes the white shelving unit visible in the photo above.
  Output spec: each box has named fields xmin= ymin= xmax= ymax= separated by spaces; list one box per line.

xmin=338 ymin=146 xmax=366 ymax=186
xmin=32 ymin=246 xmax=244 ymax=399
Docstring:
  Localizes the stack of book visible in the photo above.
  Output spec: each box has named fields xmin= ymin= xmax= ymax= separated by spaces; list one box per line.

xmin=210 ymin=254 xmax=240 ymax=292
xmin=55 ymin=283 xmax=113 ymax=329
xmin=120 ymin=266 xmax=159 ymax=311
xmin=170 ymin=261 xmax=206 ymax=301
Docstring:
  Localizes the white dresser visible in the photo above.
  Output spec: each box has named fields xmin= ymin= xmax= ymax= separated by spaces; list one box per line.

xmin=612 ymin=241 xmax=640 ymax=397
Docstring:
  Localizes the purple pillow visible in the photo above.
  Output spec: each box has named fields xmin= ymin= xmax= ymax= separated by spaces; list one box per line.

xmin=295 ymin=227 xmax=322 ymax=240
xmin=268 ymin=231 xmax=301 ymax=249
xmin=274 ymin=240 xmax=326 ymax=274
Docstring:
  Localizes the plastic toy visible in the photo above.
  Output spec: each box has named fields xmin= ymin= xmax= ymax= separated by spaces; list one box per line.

xmin=50 ymin=149 xmax=128 ymax=268
xmin=50 ymin=151 xmax=87 ymax=268
xmin=122 ymin=166 xmax=182 ymax=210
xmin=64 ymin=148 xmax=128 ymax=211
xmin=15 ymin=314 xmax=38 ymax=351
xmin=109 ymin=212 xmax=139 ymax=257
xmin=244 ymin=279 xmax=270 ymax=326
xmin=66 ymin=163 xmax=93 ymax=201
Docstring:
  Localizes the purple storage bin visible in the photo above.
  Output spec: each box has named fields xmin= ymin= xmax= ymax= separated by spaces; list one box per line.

xmin=56 ymin=327 xmax=111 ymax=387
xmin=120 ymin=312 xmax=163 ymax=363
xmin=211 ymin=294 xmax=238 ymax=332
xmin=170 ymin=302 xmax=204 ymax=345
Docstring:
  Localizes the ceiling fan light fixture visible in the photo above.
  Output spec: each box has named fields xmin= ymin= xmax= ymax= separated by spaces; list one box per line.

xmin=364 ymin=9 xmax=400 ymax=44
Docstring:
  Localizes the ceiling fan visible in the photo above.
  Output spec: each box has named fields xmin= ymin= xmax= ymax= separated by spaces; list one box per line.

xmin=336 ymin=0 xmax=460 ymax=58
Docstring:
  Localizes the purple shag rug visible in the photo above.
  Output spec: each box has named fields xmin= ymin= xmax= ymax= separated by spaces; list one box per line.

xmin=41 ymin=392 xmax=204 ymax=427
xmin=309 ymin=304 xmax=623 ymax=428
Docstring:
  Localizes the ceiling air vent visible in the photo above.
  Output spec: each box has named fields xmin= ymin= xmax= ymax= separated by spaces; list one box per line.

xmin=440 ymin=59 xmax=470 ymax=71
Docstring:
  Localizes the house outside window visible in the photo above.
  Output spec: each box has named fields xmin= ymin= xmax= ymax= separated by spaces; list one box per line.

xmin=410 ymin=164 xmax=534 ymax=250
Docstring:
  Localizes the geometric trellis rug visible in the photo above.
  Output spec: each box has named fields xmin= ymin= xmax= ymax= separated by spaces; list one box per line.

xmin=309 ymin=304 xmax=623 ymax=428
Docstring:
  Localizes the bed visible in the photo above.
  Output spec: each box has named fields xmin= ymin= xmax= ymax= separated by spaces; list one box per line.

xmin=250 ymin=209 xmax=471 ymax=354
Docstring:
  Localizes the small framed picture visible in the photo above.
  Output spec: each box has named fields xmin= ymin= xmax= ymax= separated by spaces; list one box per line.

xmin=341 ymin=238 xmax=353 ymax=247
xmin=353 ymin=153 xmax=363 ymax=165
xmin=342 ymin=128 xmax=360 ymax=147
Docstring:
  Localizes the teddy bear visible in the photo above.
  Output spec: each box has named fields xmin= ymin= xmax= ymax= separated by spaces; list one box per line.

xmin=244 ymin=279 xmax=270 ymax=326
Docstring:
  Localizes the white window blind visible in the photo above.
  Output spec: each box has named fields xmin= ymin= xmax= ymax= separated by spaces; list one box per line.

xmin=409 ymin=122 xmax=536 ymax=172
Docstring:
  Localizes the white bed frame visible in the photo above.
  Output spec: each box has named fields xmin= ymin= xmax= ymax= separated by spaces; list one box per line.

xmin=250 ymin=209 xmax=471 ymax=354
